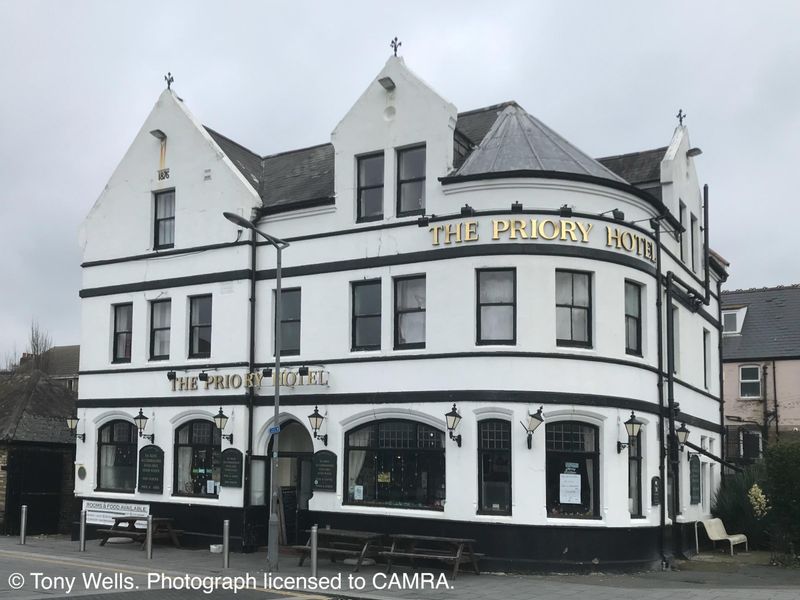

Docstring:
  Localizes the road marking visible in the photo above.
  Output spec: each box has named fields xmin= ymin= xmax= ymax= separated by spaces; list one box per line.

xmin=0 ymin=549 xmax=325 ymax=599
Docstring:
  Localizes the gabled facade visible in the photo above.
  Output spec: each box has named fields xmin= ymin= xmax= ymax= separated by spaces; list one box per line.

xmin=721 ymin=284 xmax=800 ymax=465
xmin=75 ymin=56 xmax=727 ymax=569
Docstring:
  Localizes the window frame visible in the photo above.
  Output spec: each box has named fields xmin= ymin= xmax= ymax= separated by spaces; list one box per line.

xmin=477 ymin=419 xmax=512 ymax=516
xmin=739 ymin=364 xmax=762 ymax=398
xmin=703 ymin=328 xmax=711 ymax=389
xmin=188 ymin=295 xmax=212 ymax=359
xmin=351 ymin=279 xmax=382 ymax=352
xmin=555 ymin=269 xmax=593 ymax=348
xmin=173 ymin=419 xmax=221 ymax=498
xmin=628 ymin=431 xmax=643 ymax=518
xmin=476 ymin=268 xmax=517 ymax=346
xmin=356 ymin=151 xmax=385 ymax=223
xmin=394 ymin=275 xmax=426 ymax=350
xmin=690 ymin=213 xmax=698 ymax=272
xmin=396 ymin=144 xmax=426 ymax=218
xmin=112 ymin=303 xmax=133 ymax=363
xmin=343 ymin=419 xmax=446 ymax=511
xmin=545 ymin=420 xmax=601 ymax=519
xmin=678 ymin=200 xmax=686 ymax=262
xmin=96 ymin=420 xmax=137 ymax=493
xmin=154 ymin=189 xmax=175 ymax=250
xmin=149 ymin=299 xmax=171 ymax=361
xmin=275 ymin=287 xmax=301 ymax=356
xmin=624 ymin=280 xmax=643 ymax=356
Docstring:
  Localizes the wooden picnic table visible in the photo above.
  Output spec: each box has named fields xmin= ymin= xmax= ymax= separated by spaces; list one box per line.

xmin=97 ymin=516 xmax=182 ymax=549
xmin=381 ymin=533 xmax=482 ymax=579
xmin=291 ymin=528 xmax=383 ymax=572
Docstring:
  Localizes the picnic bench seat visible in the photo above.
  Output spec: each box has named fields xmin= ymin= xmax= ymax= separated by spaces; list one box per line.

xmin=701 ymin=518 xmax=748 ymax=555
xmin=381 ymin=534 xmax=483 ymax=579
xmin=293 ymin=528 xmax=383 ymax=572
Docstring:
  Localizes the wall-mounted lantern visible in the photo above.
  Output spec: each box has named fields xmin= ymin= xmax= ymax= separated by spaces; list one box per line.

xmin=134 ymin=408 xmax=155 ymax=443
xmin=166 ymin=370 xmax=177 ymax=381
xmin=214 ymin=407 xmax=233 ymax=444
xmin=199 ymin=371 xmax=209 ymax=382
xmin=676 ymin=422 xmax=690 ymax=450
xmin=66 ymin=415 xmax=85 ymax=442
xmin=307 ymin=406 xmax=328 ymax=446
xmin=520 ymin=406 xmax=544 ymax=449
xmin=445 ymin=403 xmax=462 ymax=447
xmin=617 ymin=411 xmax=644 ymax=453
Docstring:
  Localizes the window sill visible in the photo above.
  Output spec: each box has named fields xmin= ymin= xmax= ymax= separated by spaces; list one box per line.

xmin=476 ymin=510 xmax=512 ymax=517
xmin=356 ymin=215 xmax=384 ymax=224
xmin=111 ymin=359 xmax=132 ymax=365
xmin=343 ymin=502 xmax=443 ymax=512
xmin=394 ymin=344 xmax=426 ymax=351
xmin=187 ymin=355 xmax=212 ymax=361
xmin=154 ymin=245 xmax=175 ymax=251
xmin=556 ymin=342 xmax=594 ymax=350
xmin=397 ymin=209 xmax=425 ymax=219
xmin=476 ymin=340 xmax=516 ymax=346
xmin=172 ymin=493 xmax=219 ymax=500
xmin=94 ymin=488 xmax=135 ymax=494
xmin=149 ymin=357 xmax=169 ymax=362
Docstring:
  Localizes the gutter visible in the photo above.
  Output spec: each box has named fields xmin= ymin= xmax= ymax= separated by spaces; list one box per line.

xmin=242 ymin=228 xmax=257 ymax=548
xmin=652 ymin=220 xmax=668 ymax=568
xmin=703 ymin=185 xmax=711 ymax=303
xmin=772 ymin=360 xmax=779 ymax=441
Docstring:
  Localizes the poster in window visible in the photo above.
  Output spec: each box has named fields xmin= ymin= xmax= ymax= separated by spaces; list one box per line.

xmin=353 ymin=485 xmax=364 ymax=500
xmin=560 ymin=473 xmax=581 ymax=504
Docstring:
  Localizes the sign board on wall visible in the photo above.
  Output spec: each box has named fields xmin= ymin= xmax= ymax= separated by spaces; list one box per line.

xmin=689 ymin=455 xmax=702 ymax=505
xmin=82 ymin=500 xmax=149 ymax=526
xmin=220 ymin=448 xmax=244 ymax=488
xmin=311 ymin=450 xmax=337 ymax=492
xmin=651 ymin=476 xmax=661 ymax=506
xmin=137 ymin=445 xmax=164 ymax=493
xmin=559 ymin=473 xmax=581 ymax=504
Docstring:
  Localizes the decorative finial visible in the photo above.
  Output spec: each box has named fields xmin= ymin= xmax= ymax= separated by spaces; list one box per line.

xmin=676 ymin=108 xmax=686 ymax=126
xmin=390 ymin=37 xmax=402 ymax=57
xmin=164 ymin=72 xmax=174 ymax=90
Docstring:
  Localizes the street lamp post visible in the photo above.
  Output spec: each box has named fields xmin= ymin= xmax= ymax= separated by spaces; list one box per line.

xmin=223 ymin=212 xmax=289 ymax=571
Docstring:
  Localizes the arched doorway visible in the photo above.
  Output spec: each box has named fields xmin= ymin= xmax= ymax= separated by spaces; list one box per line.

xmin=250 ymin=419 xmax=314 ymax=547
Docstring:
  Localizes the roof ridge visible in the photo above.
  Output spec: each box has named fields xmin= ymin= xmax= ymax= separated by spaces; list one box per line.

xmin=261 ymin=142 xmax=333 ymax=161
xmin=722 ymin=283 xmax=800 ymax=294
xmin=4 ymin=371 xmax=40 ymax=442
xmin=597 ymin=146 xmax=669 ymax=162
xmin=456 ymin=101 xmax=520 ymax=118
xmin=204 ymin=126 xmax=263 ymax=159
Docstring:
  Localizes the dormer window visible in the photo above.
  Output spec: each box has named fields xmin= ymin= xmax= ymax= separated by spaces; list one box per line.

xmin=357 ymin=152 xmax=384 ymax=223
xmin=722 ymin=306 xmax=747 ymax=335
xmin=397 ymin=145 xmax=426 ymax=217
xmin=154 ymin=190 xmax=175 ymax=249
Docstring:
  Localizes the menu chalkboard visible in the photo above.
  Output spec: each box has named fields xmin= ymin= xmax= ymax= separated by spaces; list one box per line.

xmin=689 ymin=455 xmax=701 ymax=505
xmin=651 ymin=476 xmax=661 ymax=506
xmin=312 ymin=450 xmax=337 ymax=491
xmin=220 ymin=448 xmax=243 ymax=488
xmin=138 ymin=445 xmax=164 ymax=493
xmin=279 ymin=486 xmax=298 ymax=545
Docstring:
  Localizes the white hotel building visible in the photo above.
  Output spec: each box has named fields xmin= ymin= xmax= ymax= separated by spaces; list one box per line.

xmin=75 ymin=56 xmax=728 ymax=570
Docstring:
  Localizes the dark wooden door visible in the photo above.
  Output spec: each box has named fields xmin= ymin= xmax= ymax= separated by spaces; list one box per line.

xmin=5 ymin=446 xmax=64 ymax=534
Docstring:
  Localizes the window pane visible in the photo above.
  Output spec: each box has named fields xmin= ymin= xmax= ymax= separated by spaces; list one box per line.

xmin=399 ymin=180 xmax=425 ymax=213
xmin=281 ymin=290 xmax=301 ymax=321
xmin=723 ymin=312 xmax=737 ymax=332
xmin=153 ymin=329 xmax=170 ymax=357
xmin=379 ymin=421 xmax=415 ymax=448
xmin=115 ymin=332 xmax=131 ymax=360
xmin=359 ymin=154 xmax=384 ymax=187
xmin=555 ymin=271 xmax=572 ymax=304
xmin=572 ymin=308 xmax=588 ymax=342
xmin=573 ymin=273 xmax=590 ymax=307
xmin=741 ymin=366 xmax=759 ymax=380
xmin=355 ymin=315 xmax=381 ymax=348
xmin=556 ymin=306 xmax=571 ymax=340
xmin=152 ymin=301 xmax=170 ymax=328
xmin=479 ymin=420 xmax=510 ymax=450
xmin=192 ymin=326 xmax=212 ymax=355
xmin=191 ymin=297 xmax=212 ymax=325
xmin=479 ymin=271 xmax=513 ymax=303
xmin=625 ymin=283 xmax=640 ymax=317
xmin=158 ymin=219 xmax=174 ymax=246
xmin=359 ymin=188 xmax=383 ymax=219
xmin=626 ymin=316 xmax=639 ymax=352
xmin=480 ymin=305 xmax=513 ymax=341
xmin=280 ymin=321 xmax=300 ymax=354
xmin=398 ymin=312 xmax=425 ymax=345
xmin=116 ymin=305 xmax=132 ymax=331
xmin=396 ymin=278 xmax=425 ymax=310
xmin=156 ymin=192 xmax=174 ymax=218
xmin=192 ymin=422 xmax=212 ymax=445
xmin=354 ymin=283 xmax=381 ymax=315
xmin=399 ymin=147 xmax=425 ymax=180
xmin=480 ymin=452 xmax=511 ymax=512
xmin=740 ymin=381 xmax=760 ymax=397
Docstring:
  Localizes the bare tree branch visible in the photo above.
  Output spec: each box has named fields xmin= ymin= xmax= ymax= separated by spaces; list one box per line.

xmin=27 ymin=320 xmax=52 ymax=372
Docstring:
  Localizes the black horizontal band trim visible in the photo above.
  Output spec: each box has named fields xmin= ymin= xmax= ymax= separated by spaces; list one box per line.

xmin=260 ymin=197 xmax=335 ymax=216
xmin=667 ymin=288 xmax=720 ymax=330
xmin=75 ymin=388 xmax=721 ymax=433
xmin=79 ymin=269 xmax=252 ymax=298
xmin=722 ymin=355 xmax=800 ymax=363
xmin=255 ymin=243 xmax=658 ymax=281
xmin=439 ymin=169 xmax=683 ymax=232
xmin=81 ymin=241 xmax=248 ymax=268
xmin=76 ymin=395 xmax=246 ymax=408
xmin=79 ymin=361 xmax=249 ymax=376
xmin=672 ymin=376 xmax=719 ymax=402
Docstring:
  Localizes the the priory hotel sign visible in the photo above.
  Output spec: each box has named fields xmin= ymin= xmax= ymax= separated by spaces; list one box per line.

xmin=169 ymin=368 xmax=330 ymax=392
xmin=429 ymin=218 xmax=656 ymax=263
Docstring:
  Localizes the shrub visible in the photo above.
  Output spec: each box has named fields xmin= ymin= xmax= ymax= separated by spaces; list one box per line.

xmin=712 ymin=464 xmax=770 ymax=549
xmin=764 ymin=441 xmax=800 ymax=561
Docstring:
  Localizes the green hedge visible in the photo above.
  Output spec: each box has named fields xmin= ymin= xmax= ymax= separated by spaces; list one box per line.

xmin=712 ymin=464 xmax=770 ymax=549
xmin=764 ymin=441 xmax=800 ymax=556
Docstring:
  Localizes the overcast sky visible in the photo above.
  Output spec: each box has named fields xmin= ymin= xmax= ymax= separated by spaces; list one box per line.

xmin=1 ymin=1 xmax=798 ymax=360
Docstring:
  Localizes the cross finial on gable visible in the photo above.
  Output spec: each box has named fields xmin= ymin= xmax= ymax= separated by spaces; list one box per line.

xmin=676 ymin=109 xmax=686 ymax=126
xmin=390 ymin=37 xmax=402 ymax=57
xmin=165 ymin=72 xmax=174 ymax=90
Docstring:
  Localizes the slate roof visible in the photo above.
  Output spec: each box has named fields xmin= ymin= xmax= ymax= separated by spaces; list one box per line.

xmin=43 ymin=345 xmax=79 ymax=377
xmin=722 ymin=285 xmax=800 ymax=361
xmin=0 ymin=371 xmax=75 ymax=444
xmin=597 ymin=147 xmax=667 ymax=185
xmin=206 ymin=102 xmax=666 ymax=212
xmin=454 ymin=105 xmax=626 ymax=183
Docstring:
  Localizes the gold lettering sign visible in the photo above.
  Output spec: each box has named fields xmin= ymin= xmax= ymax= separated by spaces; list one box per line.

xmin=170 ymin=369 xmax=330 ymax=392
xmin=430 ymin=218 xmax=654 ymax=263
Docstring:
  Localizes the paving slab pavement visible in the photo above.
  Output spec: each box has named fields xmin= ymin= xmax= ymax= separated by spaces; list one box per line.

xmin=0 ymin=535 xmax=797 ymax=600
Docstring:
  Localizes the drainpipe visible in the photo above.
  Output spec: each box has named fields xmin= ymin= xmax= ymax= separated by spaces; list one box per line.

xmin=717 ymin=280 xmax=725 ymax=455
xmin=665 ymin=272 xmax=680 ymax=537
xmin=242 ymin=227 xmax=257 ymax=548
xmin=651 ymin=218 xmax=667 ymax=567
xmin=703 ymin=185 xmax=711 ymax=304
xmin=761 ymin=364 xmax=770 ymax=444
xmin=772 ymin=360 xmax=779 ymax=441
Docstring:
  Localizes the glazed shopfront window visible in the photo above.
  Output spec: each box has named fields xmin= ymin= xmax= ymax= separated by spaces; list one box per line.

xmin=478 ymin=420 xmax=511 ymax=514
xmin=546 ymin=421 xmax=600 ymax=518
xmin=345 ymin=420 xmax=445 ymax=510
xmin=97 ymin=420 xmax=137 ymax=492
xmin=174 ymin=420 xmax=221 ymax=497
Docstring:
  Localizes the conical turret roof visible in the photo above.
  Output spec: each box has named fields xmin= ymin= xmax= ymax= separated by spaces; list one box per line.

xmin=455 ymin=104 xmax=625 ymax=183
